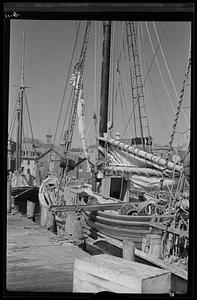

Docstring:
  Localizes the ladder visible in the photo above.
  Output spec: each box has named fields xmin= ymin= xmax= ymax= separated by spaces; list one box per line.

xmin=126 ymin=21 xmax=152 ymax=151
xmin=63 ymin=21 xmax=91 ymax=176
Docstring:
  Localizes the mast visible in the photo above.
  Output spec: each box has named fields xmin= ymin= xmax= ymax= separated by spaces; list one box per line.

xmin=99 ymin=21 xmax=111 ymax=138
xmin=16 ymin=32 xmax=25 ymax=171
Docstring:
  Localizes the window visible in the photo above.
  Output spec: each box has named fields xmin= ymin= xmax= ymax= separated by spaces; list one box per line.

xmin=27 ymin=160 xmax=30 ymax=165
xmin=27 ymin=169 xmax=30 ymax=174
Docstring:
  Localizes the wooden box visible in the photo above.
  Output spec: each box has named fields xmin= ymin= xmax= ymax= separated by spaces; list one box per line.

xmin=73 ymin=254 xmax=171 ymax=293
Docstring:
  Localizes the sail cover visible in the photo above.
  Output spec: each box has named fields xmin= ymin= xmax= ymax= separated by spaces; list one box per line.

xmin=98 ymin=137 xmax=180 ymax=192
xmin=77 ymin=88 xmax=88 ymax=159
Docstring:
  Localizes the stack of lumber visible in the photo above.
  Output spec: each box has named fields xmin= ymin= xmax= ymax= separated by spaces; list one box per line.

xmin=73 ymin=254 xmax=171 ymax=293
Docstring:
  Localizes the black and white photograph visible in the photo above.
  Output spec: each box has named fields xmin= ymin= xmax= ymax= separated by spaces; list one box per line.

xmin=4 ymin=2 xmax=194 ymax=297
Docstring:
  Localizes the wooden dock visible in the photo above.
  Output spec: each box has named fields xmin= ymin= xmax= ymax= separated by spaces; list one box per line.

xmin=6 ymin=213 xmax=90 ymax=292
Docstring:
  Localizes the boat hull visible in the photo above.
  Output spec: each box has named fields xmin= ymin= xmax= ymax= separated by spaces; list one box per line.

xmin=83 ymin=210 xmax=152 ymax=250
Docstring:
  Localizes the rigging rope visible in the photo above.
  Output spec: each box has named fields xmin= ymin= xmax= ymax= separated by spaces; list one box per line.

xmin=153 ymin=22 xmax=189 ymax=127
xmin=53 ymin=21 xmax=81 ymax=145
xmin=24 ymin=91 xmax=38 ymax=160
xmin=22 ymin=126 xmax=28 ymax=157
xmin=117 ymin=75 xmax=129 ymax=137
xmin=145 ymin=22 xmax=177 ymax=116
xmin=9 ymin=111 xmax=17 ymax=141
xmin=167 ymin=52 xmax=191 ymax=156
xmin=9 ymin=92 xmax=19 ymax=139
xmin=138 ymin=22 xmax=152 ymax=148
xmin=57 ymin=87 xmax=74 ymax=152
xmin=145 ymin=22 xmax=190 ymax=145
xmin=116 ymin=59 xmax=131 ymax=135
xmin=140 ymin=22 xmax=169 ymax=141
xmin=63 ymin=21 xmax=91 ymax=178
xmin=143 ymin=22 xmax=168 ymax=87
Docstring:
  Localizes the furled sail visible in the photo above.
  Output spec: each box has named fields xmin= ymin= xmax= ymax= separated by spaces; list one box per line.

xmin=77 ymin=88 xmax=88 ymax=160
xmin=99 ymin=137 xmax=183 ymax=173
xmin=99 ymin=137 xmax=180 ymax=192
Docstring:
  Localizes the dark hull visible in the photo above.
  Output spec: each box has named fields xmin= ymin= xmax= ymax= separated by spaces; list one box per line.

xmin=11 ymin=186 xmax=40 ymax=220
xmin=11 ymin=186 xmax=39 ymax=200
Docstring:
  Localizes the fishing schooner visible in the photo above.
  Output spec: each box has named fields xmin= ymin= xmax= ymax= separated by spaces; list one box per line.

xmin=9 ymin=20 xmax=190 ymax=293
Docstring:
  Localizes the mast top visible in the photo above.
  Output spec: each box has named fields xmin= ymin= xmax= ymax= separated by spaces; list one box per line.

xmin=20 ymin=31 xmax=25 ymax=89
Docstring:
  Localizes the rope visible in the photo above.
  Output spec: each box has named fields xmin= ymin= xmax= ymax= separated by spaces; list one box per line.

xmin=8 ymin=93 xmax=18 ymax=139
xmin=25 ymin=42 xmax=40 ymax=139
xmin=22 ymin=126 xmax=28 ymax=157
xmin=53 ymin=21 xmax=81 ymax=145
xmin=153 ymin=21 xmax=189 ymax=127
xmin=116 ymin=66 xmax=132 ymax=137
xmin=142 ymin=49 xmax=169 ymax=141
xmin=14 ymin=186 xmax=36 ymax=198
xmin=167 ymin=52 xmax=191 ymax=157
xmin=24 ymin=91 xmax=37 ymax=156
xmin=175 ymin=128 xmax=190 ymax=135
xmin=85 ymin=117 xmax=94 ymax=141
xmin=143 ymin=22 xmax=168 ymax=87
xmin=121 ymin=28 xmax=136 ymax=131
xmin=9 ymin=112 xmax=17 ymax=141
xmin=145 ymin=22 xmax=177 ymax=117
xmin=57 ymin=88 xmax=74 ymax=152
xmin=138 ymin=22 xmax=152 ymax=148
xmin=121 ymin=95 xmax=139 ymax=138
xmin=117 ymin=77 xmax=128 ymax=137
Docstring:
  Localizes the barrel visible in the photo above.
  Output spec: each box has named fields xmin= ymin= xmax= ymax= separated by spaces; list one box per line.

xmin=65 ymin=213 xmax=83 ymax=239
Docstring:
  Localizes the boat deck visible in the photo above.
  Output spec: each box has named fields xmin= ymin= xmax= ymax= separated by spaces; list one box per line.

xmin=6 ymin=213 xmax=90 ymax=293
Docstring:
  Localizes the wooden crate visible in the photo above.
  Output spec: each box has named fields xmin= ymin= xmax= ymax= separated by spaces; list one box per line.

xmin=73 ymin=254 xmax=171 ymax=293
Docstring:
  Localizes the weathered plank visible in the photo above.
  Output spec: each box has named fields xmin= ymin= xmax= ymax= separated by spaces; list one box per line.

xmin=122 ymin=238 xmax=135 ymax=261
xmin=73 ymin=268 xmax=132 ymax=293
xmin=73 ymin=254 xmax=171 ymax=293
xmin=50 ymin=202 xmax=135 ymax=212
xmin=6 ymin=214 xmax=90 ymax=292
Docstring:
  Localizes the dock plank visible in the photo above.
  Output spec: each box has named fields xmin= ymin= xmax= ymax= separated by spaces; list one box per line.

xmin=6 ymin=214 xmax=90 ymax=292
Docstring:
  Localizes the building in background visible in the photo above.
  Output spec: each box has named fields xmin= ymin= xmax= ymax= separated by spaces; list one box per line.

xmin=8 ymin=131 xmax=96 ymax=183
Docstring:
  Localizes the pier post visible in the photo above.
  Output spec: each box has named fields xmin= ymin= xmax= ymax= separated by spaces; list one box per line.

xmin=7 ymin=177 xmax=11 ymax=213
xmin=26 ymin=200 xmax=35 ymax=220
xmin=40 ymin=205 xmax=48 ymax=227
xmin=123 ymin=238 xmax=135 ymax=261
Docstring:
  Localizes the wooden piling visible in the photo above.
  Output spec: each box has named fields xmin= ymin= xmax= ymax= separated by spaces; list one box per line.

xmin=7 ymin=178 xmax=11 ymax=213
xmin=123 ymin=238 xmax=135 ymax=261
xmin=26 ymin=200 xmax=35 ymax=219
xmin=40 ymin=205 xmax=48 ymax=227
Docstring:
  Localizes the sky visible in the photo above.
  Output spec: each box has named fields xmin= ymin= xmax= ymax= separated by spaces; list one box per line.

xmin=8 ymin=20 xmax=191 ymax=149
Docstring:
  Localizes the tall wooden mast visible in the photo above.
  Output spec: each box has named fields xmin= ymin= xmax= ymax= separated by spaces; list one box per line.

xmin=16 ymin=32 xmax=25 ymax=171
xmin=99 ymin=21 xmax=111 ymax=138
